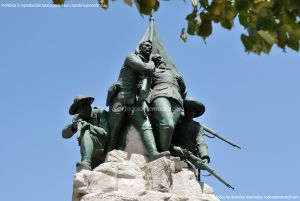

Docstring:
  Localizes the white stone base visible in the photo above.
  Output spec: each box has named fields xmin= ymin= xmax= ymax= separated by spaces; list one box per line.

xmin=72 ymin=150 xmax=220 ymax=201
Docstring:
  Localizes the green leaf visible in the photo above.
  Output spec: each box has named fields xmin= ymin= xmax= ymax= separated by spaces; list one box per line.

xmin=221 ymin=6 xmax=236 ymax=30
xmin=287 ymin=35 xmax=300 ymax=51
xmin=53 ymin=0 xmax=64 ymax=5
xmin=277 ymin=30 xmax=287 ymax=49
xmin=257 ymin=30 xmax=277 ymax=45
xmin=291 ymin=29 xmax=300 ymax=40
xmin=153 ymin=0 xmax=159 ymax=12
xmin=187 ymin=19 xmax=197 ymax=35
xmin=221 ymin=19 xmax=234 ymax=29
xmin=235 ymin=0 xmax=250 ymax=11
xmin=239 ymin=10 xmax=249 ymax=27
xmin=135 ymin=0 xmax=156 ymax=15
xmin=253 ymin=1 xmax=273 ymax=10
xmin=261 ymin=39 xmax=273 ymax=54
xmin=256 ymin=8 xmax=275 ymax=30
xmin=252 ymin=43 xmax=263 ymax=55
xmin=191 ymin=0 xmax=198 ymax=8
xmin=200 ymin=0 xmax=209 ymax=9
xmin=241 ymin=34 xmax=253 ymax=51
xmin=186 ymin=9 xmax=197 ymax=21
xmin=99 ymin=0 xmax=108 ymax=9
xmin=123 ymin=0 xmax=133 ymax=7
xmin=197 ymin=12 xmax=213 ymax=39
xmin=180 ymin=28 xmax=188 ymax=42
xmin=213 ymin=0 xmax=226 ymax=3
xmin=208 ymin=1 xmax=225 ymax=17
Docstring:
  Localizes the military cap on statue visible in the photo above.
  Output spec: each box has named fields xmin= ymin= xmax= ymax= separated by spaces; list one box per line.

xmin=184 ymin=98 xmax=206 ymax=118
xmin=69 ymin=96 xmax=94 ymax=115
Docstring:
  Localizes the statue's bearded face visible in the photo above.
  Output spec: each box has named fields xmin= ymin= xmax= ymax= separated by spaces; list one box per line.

xmin=139 ymin=42 xmax=152 ymax=57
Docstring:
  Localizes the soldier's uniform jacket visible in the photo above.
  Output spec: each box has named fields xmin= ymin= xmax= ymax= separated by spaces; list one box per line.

xmin=172 ymin=119 xmax=210 ymax=162
xmin=62 ymin=108 xmax=109 ymax=150
xmin=150 ymin=67 xmax=186 ymax=107
xmin=116 ymin=53 xmax=154 ymax=105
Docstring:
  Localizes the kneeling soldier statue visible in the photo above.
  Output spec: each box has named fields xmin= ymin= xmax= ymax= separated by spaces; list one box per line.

xmin=171 ymin=98 xmax=210 ymax=164
xmin=62 ymin=96 xmax=109 ymax=171
xmin=170 ymin=98 xmax=234 ymax=189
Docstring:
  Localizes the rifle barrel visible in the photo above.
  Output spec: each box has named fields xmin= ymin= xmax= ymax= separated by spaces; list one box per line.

xmin=183 ymin=149 xmax=235 ymax=190
xmin=202 ymin=163 xmax=235 ymax=190
xmin=203 ymin=125 xmax=241 ymax=149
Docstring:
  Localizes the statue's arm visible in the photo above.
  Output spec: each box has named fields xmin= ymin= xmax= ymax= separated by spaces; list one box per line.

xmin=125 ymin=54 xmax=154 ymax=73
xmin=176 ymin=75 xmax=187 ymax=98
xmin=195 ymin=124 xmax=210 ymax=163
xmin=62 ymin=123 xmax=76 ymax=139
xmin=89 ymin=108 xmax=108 ymax=136
xmin=62 ymin=115 xmax=79 ymax=139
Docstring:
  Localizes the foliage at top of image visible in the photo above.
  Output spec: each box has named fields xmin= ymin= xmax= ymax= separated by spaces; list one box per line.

xmin=53 ymin=0 xmax=300 ymax=55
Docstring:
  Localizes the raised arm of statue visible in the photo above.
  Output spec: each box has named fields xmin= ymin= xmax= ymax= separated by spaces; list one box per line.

xmin=62 ymin=123 xmax=75 ymax=139
xmin=125 ymin=54 xmax=155 ymax=73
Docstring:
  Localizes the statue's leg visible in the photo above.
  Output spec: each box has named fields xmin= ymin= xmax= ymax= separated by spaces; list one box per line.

xmin=91 ymin=136 xmax=106 ymax=169
xmin=131 ymin=108 xmax=170 ymax=161
xmin=152 ymin=97 xmax=174 ymax=152
xmin=106 ymin=101 xmax=126 ymax=153
xmin=80 ymin=130 xmax=94 ymax=169
xmin=171 ymin=100 xmax=182 ymax=127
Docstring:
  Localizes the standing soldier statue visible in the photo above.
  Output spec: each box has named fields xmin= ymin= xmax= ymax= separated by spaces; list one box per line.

xmin=106 ymin=41 xmax=170 ymax=161
xmin=62 ymin=96 xmax=109 ymax=171
xmin=149 ymin=54 xmax=187 ymax=152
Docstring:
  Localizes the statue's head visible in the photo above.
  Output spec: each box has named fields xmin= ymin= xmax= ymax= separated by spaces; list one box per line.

xmin=183 ymin=98 xmax=205 ymax=120
xmin=151 ymin=54 xmax=167 ymax=69
xmin=69 ymin=96 xmax=94 ymax=119
xmin=139 ymin=40 xmax=152 ymax=58
xmin=151 ymin=54 xmax=162 ymax=65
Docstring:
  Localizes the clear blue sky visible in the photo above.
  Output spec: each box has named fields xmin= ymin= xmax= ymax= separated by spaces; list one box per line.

xmin=0 ymin=1 xmax=299 ymax=201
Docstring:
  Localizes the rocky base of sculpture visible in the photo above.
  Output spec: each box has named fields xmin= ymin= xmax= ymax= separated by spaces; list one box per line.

xmin=72 ymin=150 xmax=220 ymax=201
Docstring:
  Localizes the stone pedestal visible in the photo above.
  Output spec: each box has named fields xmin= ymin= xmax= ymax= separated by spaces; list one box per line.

xmin=72 ymin=150 xmax=220 ymax=201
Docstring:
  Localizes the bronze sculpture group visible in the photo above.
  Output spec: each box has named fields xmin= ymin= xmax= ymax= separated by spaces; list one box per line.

xmin=62 ymin=41 xmax=207 ymax=170
xmin=62 ymin=20 xmax=240 ymax=189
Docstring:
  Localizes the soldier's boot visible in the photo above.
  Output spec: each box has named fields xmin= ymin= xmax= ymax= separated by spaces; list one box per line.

xmin=140 ymin=129 xmax=170 ymax=161
xmin=76 ymin=162 xmax=91 ymax=172
xmin=79 ymin=131 xmax=93 ymax=170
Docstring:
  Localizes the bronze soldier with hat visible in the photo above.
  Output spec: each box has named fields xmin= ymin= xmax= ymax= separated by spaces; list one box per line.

xmin=171 ymin=98 xmax=210 ymax=164
xmin=62 ymin=96 xmax=109 ymax=171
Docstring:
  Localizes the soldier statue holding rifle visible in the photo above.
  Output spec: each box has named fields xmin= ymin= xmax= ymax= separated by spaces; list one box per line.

xmin=62 ymin=96 xmax=109 ymax=171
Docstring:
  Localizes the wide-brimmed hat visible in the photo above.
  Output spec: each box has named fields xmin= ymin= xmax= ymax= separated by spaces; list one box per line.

xmin=184 ymin=98 xmax=205 ymax=118
xmin=69 ymin=95 xmax=94 ymax=115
